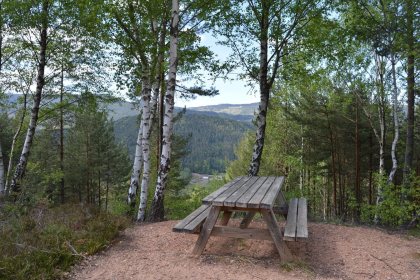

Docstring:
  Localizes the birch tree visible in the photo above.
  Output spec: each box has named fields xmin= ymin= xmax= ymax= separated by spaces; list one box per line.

xmin=210 ymin=0 xmax=326 ymax=176
xmin=147 ymin=0 xmax=179 ymax=222
xmin=111 ymin=0 xmax=170 ymax=220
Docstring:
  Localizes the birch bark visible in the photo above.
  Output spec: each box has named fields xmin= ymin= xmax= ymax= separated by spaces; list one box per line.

xmin=248 ymin=1 xmax=269 ymax=176
xmin=10 ymin=1 xmax=48 ymax=193
xmin=386 ymin=34 xmax=399 ymax=187
xmin=147 ymin=0 xmax=179 ymax=222
xmin=127 ymin=118 xmax=143 ymax=207
xmin=5 ymin=93 xmax=27 ymax=191
xmin=137 ymin=21 xmax=167 ymax=221
xmin=0 ymin=139 xmax=4 ymax=193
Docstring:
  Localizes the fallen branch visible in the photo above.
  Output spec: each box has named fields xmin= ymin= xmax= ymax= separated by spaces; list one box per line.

xmin=370 ymin=254 xmax=399 ymax=274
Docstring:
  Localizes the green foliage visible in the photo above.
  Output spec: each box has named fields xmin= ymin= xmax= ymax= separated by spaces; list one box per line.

xmin=361 ymin=173 xmax=420 ymax=228
xmin=0 ymin=201 xmax=129 ymax=280
xmin=164 ymin=176 xmax=227 ymax=220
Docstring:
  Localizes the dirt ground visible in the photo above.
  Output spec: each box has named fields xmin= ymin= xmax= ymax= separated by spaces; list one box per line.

xmin=68 ymin=218 xmax=420 ymax=280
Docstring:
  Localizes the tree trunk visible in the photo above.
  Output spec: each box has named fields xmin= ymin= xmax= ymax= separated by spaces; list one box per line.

xmin=402 ymin=0 xmax=415 ymax=203
xmin=355 ymin=98 xmax=360 ymax=214
xmin=5 ymin=94 xmax=27 ymax=191
xmin=248 ymin=1 xmax=269 ymax=176
xmin=10 ymin=1 xmax=48 ymax=193
xmin=335 ymin=132 xmax=342 ymax=215
xmin=386 ymin=45 xmax=399 ymax=186
xmin=60 ymin=64 xmax=65 ymax=204
xmin=127 ymin=125 xmax=143 ymax=207
xmin=137 ymin=21 xmax=167 ymax=221
xmin=147 ymin=0 xmax=179 ymax=222
xmin=136 ymin=65 xmax=152 ymax=221
xmin=106 ymin=158 xmax=109 ymax=211
xmin=0 ymin=139 xmax=4 ymax=193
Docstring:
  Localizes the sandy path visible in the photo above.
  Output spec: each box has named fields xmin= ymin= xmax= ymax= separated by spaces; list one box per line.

xmin=68 ymin=219 xmax=420 ymax=279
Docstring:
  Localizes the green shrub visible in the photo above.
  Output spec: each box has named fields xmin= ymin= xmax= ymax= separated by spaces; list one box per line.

xmin=0 ymin=200 xmax=129 ymax=279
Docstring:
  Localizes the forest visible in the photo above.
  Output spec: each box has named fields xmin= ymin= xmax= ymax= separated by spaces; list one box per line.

xmin=0 ymin=0 xmax=419 ymax=278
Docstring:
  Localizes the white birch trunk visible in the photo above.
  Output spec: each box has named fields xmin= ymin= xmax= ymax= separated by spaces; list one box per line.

xmin=136 ymin=68 xmax=153 ymax=221
xmin=386 ymin=50 xmax=399 ymax=186
xmin=136 ymin=23 xmax=166 ymax=221
xmin=5 ymin=93 xmax=27 ymax=191
xmin=147 ymin=0 xmax=178 ymax=222
xmin=9 ymin=2 xmax=48 ymax=193
xmin=0 ymin=139 xmax=4 ymax=193
xmin=248 ymin=2 xmax=269 ymax=176
xmin=127 ymin=125 xmax=143 ymax=206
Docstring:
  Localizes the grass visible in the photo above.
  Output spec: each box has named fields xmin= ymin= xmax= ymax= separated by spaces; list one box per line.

xmin=279 ymin=260 xmax=313 ymax=276
xmin=0 ymin=200 xmax=130 ymax=280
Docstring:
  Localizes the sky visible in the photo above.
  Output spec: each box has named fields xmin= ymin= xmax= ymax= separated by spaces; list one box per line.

xmin=174 ymin=33 xmax=259 ymax=108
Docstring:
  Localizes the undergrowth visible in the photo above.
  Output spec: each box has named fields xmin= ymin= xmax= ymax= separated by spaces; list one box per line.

xmin=0 ymin=200 xmax=129 ymax=280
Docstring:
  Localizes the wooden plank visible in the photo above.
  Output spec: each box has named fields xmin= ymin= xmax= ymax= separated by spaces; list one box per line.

xmin=284 ymin=198 xmax=298 ymax=242
xmin=182 ymin=206 xmax=211 ymax=233
xmin=235 ymin=177 xmax=270 ymax=208
xmin=296 ymin=198 xmax=308 ymax=242
xmin=261 ymin=209 xmax=294 ymax=262
xmin=202 ymin=177 xmax=243 ymax=205
xmin=219 ymin=211 xmax=232 ymax=226
xmin=272 ymin=205 xmax=288 ymax=215
xmin=211 ymin=176 xmax=252 ymax=206
xmin=247 ymin=177 xmax=276 ymax=208
xmin=172 ymin=205 xmax=210 ymax=233
xmin=223 ymin=176 xmax=260 ymax=207
xmin=210 ymin=226 xmax=272 ymax=241
xmin=277 ymin=191 xmax=287 ymax=206
xmin=240 ymin=211 xmax=256 ymax=229
xmin=277 ymin=191 xmax=288 ymax=219
xmin=261 ymin=177 xmax=285 ymax=209
xmin=192 ymin=206 xmax=221 ymax=255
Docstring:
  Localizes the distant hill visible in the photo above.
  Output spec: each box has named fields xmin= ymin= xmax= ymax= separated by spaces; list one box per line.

xmin=113 ymin=113 xmax=254 ymax=174
xmin=108 ymin=101 xmax=258 ymax=123
xmin=189 ymin=103 xmax=258 ymax=116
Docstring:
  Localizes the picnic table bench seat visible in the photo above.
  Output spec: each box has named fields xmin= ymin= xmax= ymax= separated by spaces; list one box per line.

xmin=173 ymin=205 xmax=211 ymax=233
xmin=284 ymin=198 xmax=308 ymax=242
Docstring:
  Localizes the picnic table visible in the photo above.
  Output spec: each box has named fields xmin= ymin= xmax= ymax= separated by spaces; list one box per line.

xmin=173 ymin=176 xmax=308 ymax=262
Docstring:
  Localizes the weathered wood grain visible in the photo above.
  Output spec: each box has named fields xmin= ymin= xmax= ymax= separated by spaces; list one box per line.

xmin=239 ymin=211 xmax=256 ymax=229
xmin=211 ymin=176 xmax=252 ymax=206
xmin=211 ymin=226 xmax=272 ymax=241
xmin=182 ymin=207 xmax=211 ymax=233
xmin=219 ymin=211 xmax=232 ymax=226
xmin=223 ymin=176 xmax=260 ymax=207
xmin=202 ymin=176 xmax=243 ymax=205
xmin=261 ymin=209 xmax=294 ymax=262
xmin=235 ymin=177 xmax=271 ymax=208
xmin=284 ymin=198 xmax=298 ymax=241
xmin=296 ymin=198 xmax=308 ymax=242
xmin=192 ymin=206 xmax=221 ymax=255
xmin=260 ymin=177 xmax=285 ymax=209
xmin=172 ymin=205 xmax=210 ymax=233
xmin=247 ymin=177 xmax=276 ymax=208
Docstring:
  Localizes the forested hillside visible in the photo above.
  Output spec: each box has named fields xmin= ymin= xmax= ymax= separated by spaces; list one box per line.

xmin=114 ymin=112 xmax=253 ymax=174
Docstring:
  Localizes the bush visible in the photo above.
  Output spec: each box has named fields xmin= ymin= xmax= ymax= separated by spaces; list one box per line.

xmin=0 ymin=200 xmax=129 ymax=279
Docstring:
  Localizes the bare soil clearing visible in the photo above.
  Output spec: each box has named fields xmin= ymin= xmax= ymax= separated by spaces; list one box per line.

xmin=68 ymin=219 xmax=420 ymax=279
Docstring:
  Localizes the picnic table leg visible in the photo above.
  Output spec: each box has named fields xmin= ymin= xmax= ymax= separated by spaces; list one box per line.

xmin=261 ymin=209 xmax=294 ymax=262
xmin=277 ymin=191 xmax=288 ymax=219
xmin=240 ymin=211 xmax=256 ymax=229
xmin=219 ymin=211 xmax=232 ymax=226
xmin=192 ymin=206 xmax=221 ymax=255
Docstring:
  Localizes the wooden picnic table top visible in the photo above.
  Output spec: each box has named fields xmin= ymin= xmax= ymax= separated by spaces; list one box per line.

xmin=201 ymin=176 xmax=285 ymax=209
